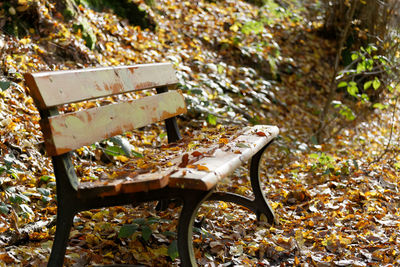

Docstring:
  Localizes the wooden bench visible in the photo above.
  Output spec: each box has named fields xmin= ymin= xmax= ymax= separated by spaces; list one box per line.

xmin=24 ymin=63 xmax=279 ymax=266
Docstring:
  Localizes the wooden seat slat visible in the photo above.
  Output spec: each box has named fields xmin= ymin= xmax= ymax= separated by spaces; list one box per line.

xmin=43 ymin=90 xmax=186 ymax=156
xmin=169 ymin=125 xmax=279 ymax=190
xmin=24 ymin=63 xmax=178 ymax=109
xmin=78 ymin=170 xmax=171 ymax=198
xmin=76 ymin=125 xmax=278 ymax=198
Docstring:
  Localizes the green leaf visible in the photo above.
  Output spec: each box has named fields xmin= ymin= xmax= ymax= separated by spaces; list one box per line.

xmin=9 ymin=193 xmax=30 ymax=204
xmin=159 ymin=132 xmax=167 ymax=140
xmin=104 ymin=146 xmax=126 ymax=156
xmin=363 ymin=80 xmax=372 ymax=90
xmin=372 ymin=103 xmax=387 ymax=110
xmin=356 ymin=62 xmax=365 ymax=73
xmin=206 ymin=114 xmax=217 ymax=125
xmin=0 ymin=81 xmax=11 ymax=91
xmin=162 ymin=231 xmax=177 ymax=238
xmin=241 ymin=21 xmax=264 ymax=35
xmin=146 ymin=217 xmax=160 ymax=224
xmin=37 ymin=188 xmax=50 ymax=196
xmin=0 ymin=203 xmax=9 ymax=215
xmin=351 ymin=53 xmax=359 ymax=61
xmin=373 ymin=78 xmax=381 ymax=90
xmin=361 ymin=94 xmax=369 ymax=102
xmin=347 ymin=85 xmax=358 ymax=97
xmin=309 ymin=153 xmax=320 ymax=159
xmin=40 ymin=175 xmax=52 ymax=182
xmin=337 ymin=81 xmax=348 ymax=88
xmin=394 ymin=162 xmax=400 ymax=170
xmin=310 ymin=135 xmax=318 ymax=145
xmin=190 ymin=89 xmax=203 ymax=95
xmin=118 ymin=224 xmax=139 ymax=238
xmin=109 ymin=136 xmax=132 ymax=156
xmin=141 ymin=225 xmax=152 ymax=241
xmin=338 ymin=105 xmax=355 ymax=121
xmin=133 ymin=218 xmax=147 ymax=225
xmin=217 ymin=64 xmax=224 ymax=74
xmin=168 ymin=240 xmax=179 ymax=261
xmin=131 ymin=150 xmax=144 ymax=158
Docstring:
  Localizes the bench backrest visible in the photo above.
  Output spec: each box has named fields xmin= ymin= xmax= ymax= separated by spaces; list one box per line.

xmin=24 ymin=63 xmax=185 ymax=156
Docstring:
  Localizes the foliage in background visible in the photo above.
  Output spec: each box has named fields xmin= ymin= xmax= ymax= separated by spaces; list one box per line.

xmin=316 ymin=0 xmax=400 ymax=143
xmin=0 ymin=0 xmax=399 ymax=265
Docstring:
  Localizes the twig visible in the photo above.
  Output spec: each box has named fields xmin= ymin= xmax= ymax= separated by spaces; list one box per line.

xmin=371 ymin=95 xmax=399 ymax=164
xmin=316 ymin=0 xmax=358 ymax=143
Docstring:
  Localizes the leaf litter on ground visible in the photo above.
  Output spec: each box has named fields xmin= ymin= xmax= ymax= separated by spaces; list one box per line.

xmin=0 ymin=0 xmax=399 ymax=266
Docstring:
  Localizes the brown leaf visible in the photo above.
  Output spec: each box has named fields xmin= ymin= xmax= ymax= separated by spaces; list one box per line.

xmin=191 ymin=151 xmax=203 ymax=157
xmin=178 ymin=153 xmax=189 ymax=168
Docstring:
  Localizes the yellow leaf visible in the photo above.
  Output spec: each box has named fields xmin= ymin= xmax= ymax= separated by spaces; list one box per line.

xmin=104 ymin=251 xmax=114 ymax=258
xmin=219 ymin=202 xmax=228 ymax=210
xmin=275 ymin=246 xmax=285 ymax=252
xmin=149 ymin=245 xmax=168 ymax=257
xmin=115 ymin=155 xmax=129 ymax=162
xmin=219 ymin=138 xmax=229 ymax=144
xmin=230 ymin=23 xmax=241 ymax=32
xmin=19 ymin=37 xmax=30 ymax=45
xmin=197 ymin=165 xmax=209 ymax=171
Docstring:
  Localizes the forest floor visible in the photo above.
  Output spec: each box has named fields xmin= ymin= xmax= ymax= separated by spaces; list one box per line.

xmin=0 ymin=0 xmax=399 ymax=266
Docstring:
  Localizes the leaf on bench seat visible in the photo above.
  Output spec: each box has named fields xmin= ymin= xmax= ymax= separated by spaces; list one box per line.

xmin=76 ymin=125 xmax=279 ymax=198
xmin=169 ymin=125 xmax=279 ymax=190
xmin=178 ymin=153 xmax=189 ymax=168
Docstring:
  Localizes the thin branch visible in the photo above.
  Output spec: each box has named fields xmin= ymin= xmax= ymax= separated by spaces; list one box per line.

xmin=316 ymin=0 xmax=358 ymax=143
xmin=371 ymin=95 xmax=399 ymax=164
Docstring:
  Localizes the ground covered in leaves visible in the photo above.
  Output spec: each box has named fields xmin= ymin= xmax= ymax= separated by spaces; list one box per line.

xmin=0 ymin=0 xmax=400 ymax=266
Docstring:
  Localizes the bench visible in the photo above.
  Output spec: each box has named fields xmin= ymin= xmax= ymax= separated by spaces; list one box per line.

xmin=24 ymin=63 xmax=279 ymax=266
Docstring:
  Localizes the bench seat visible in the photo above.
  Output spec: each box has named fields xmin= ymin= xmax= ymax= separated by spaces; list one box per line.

xmin=78 ymin=125 xmax=278 ymax=198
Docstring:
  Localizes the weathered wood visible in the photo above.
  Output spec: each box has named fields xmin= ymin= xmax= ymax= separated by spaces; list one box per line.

xmin=43 ymin=90 xmax=186 ymax=156
xmin=77 ymin=125 xmax=278 ymax=198
xmin=169 ymin=125 xmax=279 ymax=190
xmin=78 ymin=170 xmax=171 ymax=198
xmin=24 ymin=63 xmax=178 ymax=109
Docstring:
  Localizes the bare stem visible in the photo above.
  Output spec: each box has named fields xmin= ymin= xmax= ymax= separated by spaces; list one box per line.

xmin=316 ymin=0 xmax=358 ymax=143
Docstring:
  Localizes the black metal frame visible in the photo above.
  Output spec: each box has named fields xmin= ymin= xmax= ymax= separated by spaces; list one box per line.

xmin=207 ymin=140 xmax=276 ymax=224
xmin=46 ymin=86 xmax=276 ymax=266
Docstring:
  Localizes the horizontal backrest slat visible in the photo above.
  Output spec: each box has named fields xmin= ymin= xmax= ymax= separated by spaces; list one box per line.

xmin=24 ymin=63 xmax=178 ymax=109
xmin=42 ymin=90 xmax=186 ymax=156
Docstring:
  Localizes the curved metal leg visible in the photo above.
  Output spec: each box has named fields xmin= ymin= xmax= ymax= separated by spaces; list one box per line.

xmin=207 ymin=141 xmax=276 ymax=225
xmin=177 ymin=189 xmax=213 ymax=267
xmin=47 ymin=204 xmax=75 ymax=267
xmin=207 ymin=192 xmax=257 ymax=213
xmin=249 ymin=141 xmax=276 ymax=224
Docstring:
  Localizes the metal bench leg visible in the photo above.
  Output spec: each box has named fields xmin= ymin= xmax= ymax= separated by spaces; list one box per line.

xmin=207 ymin=142 xmax=276 ymax=225
xmin=177 ymin=189 xmax=213 ymax=267
xmin=47 ymin=203 xmax=75 ymax=267
xmin=249 ymin=142 xmax=276 ymax=224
